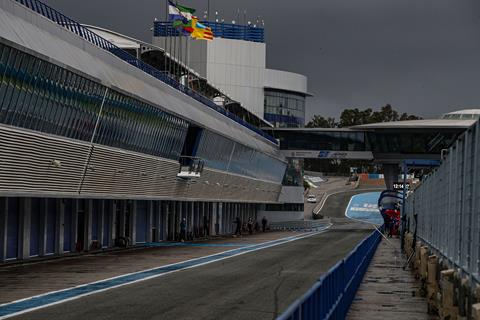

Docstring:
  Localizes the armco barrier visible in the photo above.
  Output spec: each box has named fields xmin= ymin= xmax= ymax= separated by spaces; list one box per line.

xmin=277 ymin=229 xmax=382 ymax=320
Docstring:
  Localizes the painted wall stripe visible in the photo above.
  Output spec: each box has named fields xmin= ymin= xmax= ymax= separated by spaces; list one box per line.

xmin=0 ymin=224 xmax=331 ymax=319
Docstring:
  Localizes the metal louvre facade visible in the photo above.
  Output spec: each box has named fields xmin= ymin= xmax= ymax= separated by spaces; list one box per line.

xmin=405 ymin=120 xmax=480 ymax=283
xmin=196 ymin=130 xmax=286 ymax=184
xmin=0 ymin=42 xmax=188 ymax=160
xmin=0 ymin=39 xmax=285 ymax=198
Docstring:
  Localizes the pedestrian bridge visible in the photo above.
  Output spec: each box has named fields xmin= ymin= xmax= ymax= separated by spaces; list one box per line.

xmin=265 ymin=118 xmax=474 ymax=163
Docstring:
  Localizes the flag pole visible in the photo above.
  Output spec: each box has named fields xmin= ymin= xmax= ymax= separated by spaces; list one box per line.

xmin=207 ymin=0 xmax=210 ymax=20
xmin=186 ymin=35 xmax=190 ymax=89
xmin=168 ymin=22 xmax=175 ymax=77
xmin=178 ymin=32 xmax=182 ymax=82
xmin=172 ymin=26 xmax=177 ymax=78
xmin=164 ymin=0 xmax=168 ymax=76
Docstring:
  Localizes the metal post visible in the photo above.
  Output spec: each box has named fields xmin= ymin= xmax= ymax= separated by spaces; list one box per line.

xmin=78 ymin=87 xmax=109 ymax=194
xmin=164 ymin=0 xmax=168 ymax=75
xmin=401 ymin=161 xmax=406 ymax=251
xmin=0 ymin=198 xmax=7 ymax=261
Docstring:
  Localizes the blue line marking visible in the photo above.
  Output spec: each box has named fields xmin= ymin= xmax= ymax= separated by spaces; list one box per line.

xmin=346 ymin=192 xmax=383 ymax=225
xmin=0 ymin=228 xmax=330 ymax=318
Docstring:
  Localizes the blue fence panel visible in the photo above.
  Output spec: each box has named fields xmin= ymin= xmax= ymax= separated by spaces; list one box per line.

xmin=277 ymin=229 xmax=382 ymax=320
xmin=154 ymin=21 xmax=265 ymax=43
xmin=13 ymin=0 xmax=277 ymax=145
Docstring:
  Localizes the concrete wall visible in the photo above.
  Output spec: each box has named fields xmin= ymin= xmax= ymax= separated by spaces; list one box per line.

xmin=264 ymin=69 xmax=309 ymax=95
xmin=257 ymin=210 xmax=303 ymax=223
xmin=154 ymin=36 xmax=266 ymax=119
xmin=277 ymin=186 xmax=305 ymax=204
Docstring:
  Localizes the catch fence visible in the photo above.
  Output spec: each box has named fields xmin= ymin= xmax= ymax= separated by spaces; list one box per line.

xmin=405 ymin=120 xmax=480 ymax=283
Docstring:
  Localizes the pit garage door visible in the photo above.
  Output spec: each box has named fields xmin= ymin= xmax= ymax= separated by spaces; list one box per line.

xmin=6 ymin=198 xmax=19 ymax=260
xmin=29 ymin=198 xmax=41 ymax=257
xmin=45 ymin=199 xmax=56 ymax=255
xmin=136 ymin=201 xmax=148 ymax=243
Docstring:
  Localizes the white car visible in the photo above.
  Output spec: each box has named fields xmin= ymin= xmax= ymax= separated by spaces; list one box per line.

xmin=307 ymin=195 xmax=317 ymax=203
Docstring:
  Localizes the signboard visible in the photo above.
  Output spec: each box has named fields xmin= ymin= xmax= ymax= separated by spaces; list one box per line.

xmin=280 ymin=150 xmax=374 ymax=160
xmin=393 ymin=182 xmax=410 ymax=191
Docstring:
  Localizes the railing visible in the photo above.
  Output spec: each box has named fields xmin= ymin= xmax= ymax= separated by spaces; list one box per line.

xmin=277 ymin=229 xmax=382 ymax=320
xmin=405 ymin=120 xmax=480 ymax=284
xmin=154 ymin=21 xmax=265 ymax=43
xmin=13 ymin=0 xmax=277 ymax=145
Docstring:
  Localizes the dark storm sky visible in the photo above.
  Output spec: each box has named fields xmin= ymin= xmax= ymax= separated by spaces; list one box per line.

xmin=42 ymin=0 xmax=480 ymax=120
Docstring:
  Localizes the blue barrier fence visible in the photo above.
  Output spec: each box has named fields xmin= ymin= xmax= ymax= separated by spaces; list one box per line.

xmin=154 ymin=21 xmax=265 ymax=43
xmin=13 ymin=0 xmax=277 ymax=145
xmin=277 ymin=229 xmax=382 ymax=320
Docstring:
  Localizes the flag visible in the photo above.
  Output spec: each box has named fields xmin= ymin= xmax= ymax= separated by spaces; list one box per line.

xmin=168 ymin=2 xmax=213 ymax=40
xmin=190 ymin=17 xmax=214 ymax=41
xmin=168 ymin=1 xmax=195 ymax=22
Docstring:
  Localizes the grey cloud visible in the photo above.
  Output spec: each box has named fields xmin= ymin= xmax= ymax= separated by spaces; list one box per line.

xmin=42 ymin=0 xmax=480 ymax=120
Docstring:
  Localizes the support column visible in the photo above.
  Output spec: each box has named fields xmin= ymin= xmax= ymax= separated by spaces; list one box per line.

xmin=71 ymin=199 xmax=79 ymax=252
xmin=189 ymin=202 xmax=194 ymax=239
xmin=208 ymin=203 xmax=214 ymax=236
xmin=146 ymin=201 xmax=153 ymax=243
xmin=211 ymin=203 xmax=217 ymax=235
xmin=85 ymin=199 xmax=93 ymax=251
xmin=119 ymin=201 xmax=126 ymax=239
xmin=226 ymin=203 xmax=231 ymax=234
xmin=383 ymin=164 xmax=400 ymax=190
xmin=226 ymin=203 xmax=230 ymax=234
xmin=162 ymin=201 xmax=169 ymax=241
xmin=39 ymin=199 xmax=47 ymax=256
xmin=130 ymin=201 xmax=137 ymax=246
xmin=193 ymin=202 xmax=200 ymax=237
xmin=108 ymin=200 xmax=116 ymax=247
xmin=18 ymin=198 xmax=31 ymax=260
xmin=154 ymin=201 xmax=165 ymax=242
xmin=234 ymin=203 xmax=238 ymax=233
xmin=218 ymin=203 xmax=223 ymax=235
xmin=98 ymin=200 xmax=105 ymax=248
xmin=56 ymin=198 xmax=64 ymax=255
xmin=0 ymin=198 xmax=6 ymax=261
xmin=168 ymin=202 xmax=175 ymax=241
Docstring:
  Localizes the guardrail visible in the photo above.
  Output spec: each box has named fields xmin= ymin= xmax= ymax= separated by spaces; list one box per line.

xmin=13 ymin=0 xmax=278 ymax=145
xmin=277 ymin=229 xmax=382 ymax=320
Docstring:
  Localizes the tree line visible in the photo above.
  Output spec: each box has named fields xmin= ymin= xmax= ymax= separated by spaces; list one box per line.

xmin=306 ymin=104 xmax=422 ymax=128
